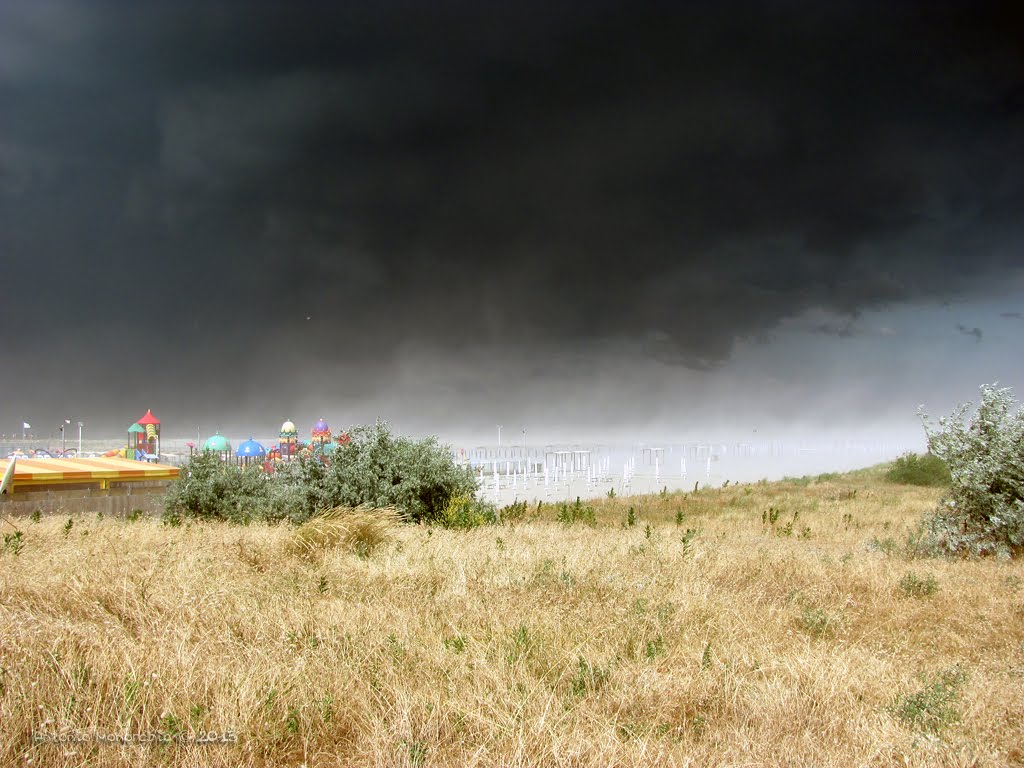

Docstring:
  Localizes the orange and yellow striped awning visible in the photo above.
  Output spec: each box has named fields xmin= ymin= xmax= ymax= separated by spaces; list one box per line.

xmin=0 ymin=456 xmax=179 ymax=491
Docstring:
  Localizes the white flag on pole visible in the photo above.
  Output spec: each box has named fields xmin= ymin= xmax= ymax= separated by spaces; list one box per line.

xmin=22 ymin=422 xmax=31 ymax=429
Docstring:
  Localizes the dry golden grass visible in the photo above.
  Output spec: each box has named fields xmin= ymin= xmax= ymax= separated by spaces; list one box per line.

xmin=290 ymin=506 xmax=401 ymax=561
xmin=1 ymin=468 xmax=1023 ymax=767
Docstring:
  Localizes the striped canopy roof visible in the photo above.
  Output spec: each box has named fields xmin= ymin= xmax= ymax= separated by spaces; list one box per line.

xmin=0 ymin=456 xmax=179 ymax=491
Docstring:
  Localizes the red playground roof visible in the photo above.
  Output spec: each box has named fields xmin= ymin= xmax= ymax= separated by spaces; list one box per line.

xmin=136 ymin=409 xmax=161 ymax=425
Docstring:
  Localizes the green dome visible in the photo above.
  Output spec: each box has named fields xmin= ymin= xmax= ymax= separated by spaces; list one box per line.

xmin=203 ymin=433 xmax=231 ymax=453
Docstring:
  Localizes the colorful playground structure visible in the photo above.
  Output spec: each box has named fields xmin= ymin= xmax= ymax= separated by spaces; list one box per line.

xmin=104 ymin=409 xmax=162 ymax=462
xmin=84 ymin=410 xmax=354 ymax=469
xmin=199 ymin=418 xmax=350 ymax=468
xmin=276 ymin=420 xmax=299 ymax=459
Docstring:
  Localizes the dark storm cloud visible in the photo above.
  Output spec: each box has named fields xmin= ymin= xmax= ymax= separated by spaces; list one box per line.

xmin=2 ymin=0 xmax=1023 ymax=430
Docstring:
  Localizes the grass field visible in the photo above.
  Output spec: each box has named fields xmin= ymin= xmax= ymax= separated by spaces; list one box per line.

xmin=1 ymin=466 xmax=1023 ymax=767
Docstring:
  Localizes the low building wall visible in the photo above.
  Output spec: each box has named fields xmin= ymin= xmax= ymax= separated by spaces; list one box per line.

xmin=0 ymin=484 xmax=169 ymax=519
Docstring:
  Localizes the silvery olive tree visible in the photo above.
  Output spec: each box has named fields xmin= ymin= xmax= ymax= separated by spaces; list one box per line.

xmin=919 ymin=384 xmax=1024 ymax=558
xmin=322 ymin=422 xmax=479 ymax=524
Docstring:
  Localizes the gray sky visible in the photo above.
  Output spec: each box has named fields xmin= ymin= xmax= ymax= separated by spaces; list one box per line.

xmin=2 ymin=0 xmax=1022 ymax=442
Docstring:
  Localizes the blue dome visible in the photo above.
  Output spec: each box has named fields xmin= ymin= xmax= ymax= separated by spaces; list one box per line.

xmin=236 ymin=438 xmax=267 ymax=458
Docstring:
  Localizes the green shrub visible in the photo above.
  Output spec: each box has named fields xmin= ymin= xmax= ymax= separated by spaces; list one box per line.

xmin=762 ymin=506 xmax=782 ymax=526
xmin=569 ymin=655 xmax=609 ymax=696
xmin=499 ymin=500 xmax=528 ymax=524
xmin=163 ymin=451 xmax=267 ymax=524
xmin=164 ymin=422 xmax=478 ymax=525
xmin=680 ymin=527 xmax=699 ymax=556
xmin=885 ymin=452 xmax=951 ymax=486
xmin=555 ymin=497 xmax=596 ymax=525
xmin=897 ymin=571 xmax=939 ymax=598
xmin=3 ymin=530 xmax=23 ymax=556
xmin=443 ymin=635 xmax=467 ymax=654
xmin=799 ymin=607 xmax=835 ymax=638
xmin=644 ymin=637 xmax=665 ymax=660
xmin=439 ymin=494 xmax=497 ymax=529
xmin=261 ymin=457 xmax=334 ymax=523
xmin=918 ymin=385 xmax=1024 ymax=558
xmin=892 ymin=667 xmax=967 ymax=734
xmin=320 ymin=422 xmax=478 ymax=524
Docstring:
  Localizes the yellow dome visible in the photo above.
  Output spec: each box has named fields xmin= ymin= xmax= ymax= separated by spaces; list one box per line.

xmin=280 ymin=420 xmax=297 ymax=434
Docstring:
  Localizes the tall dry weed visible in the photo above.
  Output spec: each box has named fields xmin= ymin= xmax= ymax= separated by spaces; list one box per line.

xmin=290 ymin=504 xmax=399 ymax=559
